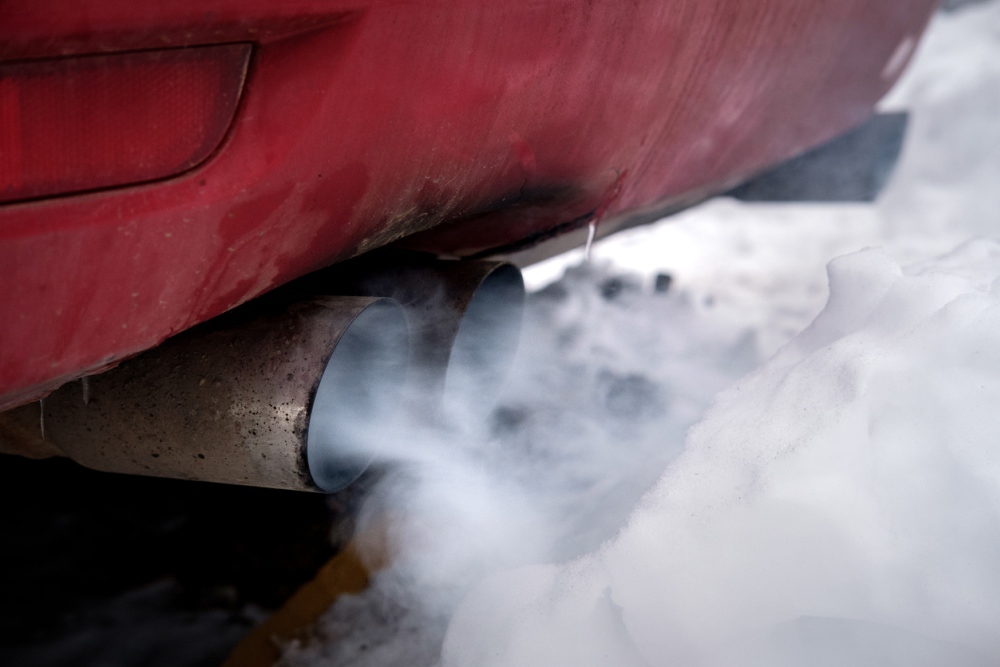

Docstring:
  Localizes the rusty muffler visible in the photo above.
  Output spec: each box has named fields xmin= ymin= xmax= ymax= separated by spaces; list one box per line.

xmin=0 ymin=296 xmax=409 ymax=492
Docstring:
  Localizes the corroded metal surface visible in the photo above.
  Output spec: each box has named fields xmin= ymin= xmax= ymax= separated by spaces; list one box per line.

xmin=0 ymin=402 xmax=61 ymax=459
xmin=22 ymin=296 xmax=405 ymax=491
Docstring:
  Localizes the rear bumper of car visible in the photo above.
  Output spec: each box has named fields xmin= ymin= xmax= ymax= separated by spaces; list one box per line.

xmin=0 ymin=0 xmax=937 ymax=409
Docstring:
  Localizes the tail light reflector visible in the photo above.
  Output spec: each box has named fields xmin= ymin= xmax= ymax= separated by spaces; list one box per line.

xmin=0 ymin=44 xmax=250 ymax=204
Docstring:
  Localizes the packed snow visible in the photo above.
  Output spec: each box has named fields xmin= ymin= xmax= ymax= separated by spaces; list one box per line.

xmin=445 ymin=241 xmax=1000 ymax=667
xmin=284 ymin=3 xmax=1000 ymax=666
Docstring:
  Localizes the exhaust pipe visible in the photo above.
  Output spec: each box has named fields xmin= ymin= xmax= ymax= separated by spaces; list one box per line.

xmin=0 ymin=296 xmax=409 ymax=492
xmin=312 ymin=254 xmax=525 ymax=416
xmin=0 ymin=255 xmax=524 ymax=490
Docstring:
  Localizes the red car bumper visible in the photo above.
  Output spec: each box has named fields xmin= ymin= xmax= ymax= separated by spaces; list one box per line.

xmin=0 ymin=0 xmax=936 ymax=409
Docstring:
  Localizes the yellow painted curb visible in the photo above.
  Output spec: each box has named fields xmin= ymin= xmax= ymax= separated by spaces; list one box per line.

xmin=224 ymin=521 xmax=392 ymax=667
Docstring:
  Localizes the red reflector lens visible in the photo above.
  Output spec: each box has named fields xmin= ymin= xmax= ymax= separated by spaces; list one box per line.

xmin=0 ymin=44 xmax=250 ymax=204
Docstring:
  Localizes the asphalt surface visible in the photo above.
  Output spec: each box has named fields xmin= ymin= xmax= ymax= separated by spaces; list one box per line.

xmin=0 ymin=454 xmax=368 ymax=667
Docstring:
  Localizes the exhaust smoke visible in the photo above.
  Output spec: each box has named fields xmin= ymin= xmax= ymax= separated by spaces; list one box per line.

xmin=278 ymin=4 xmax=1000 ymax=666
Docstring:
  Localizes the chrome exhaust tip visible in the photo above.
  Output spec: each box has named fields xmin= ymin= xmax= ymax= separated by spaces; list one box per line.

xmin=442 ymin=262 xmax=524 ymax=415
xmin=306 ymin=299 xmax=408 ymax=492
xmin=313 ymin=254 xmax=525 ymax=417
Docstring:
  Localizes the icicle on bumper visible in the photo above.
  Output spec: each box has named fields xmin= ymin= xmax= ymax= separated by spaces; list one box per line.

xmin=442 ymin=240 xmax=1000 ymax=667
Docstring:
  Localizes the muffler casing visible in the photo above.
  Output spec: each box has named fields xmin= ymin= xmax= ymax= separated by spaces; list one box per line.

xmin=17 ymin=296 xmax=408 ymax=492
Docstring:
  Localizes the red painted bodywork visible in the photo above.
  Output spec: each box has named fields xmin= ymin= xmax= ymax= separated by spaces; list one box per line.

xmin=0 ymin=44 xmax=250 ymax=203
xmin=0 ymin=0 xmax=937 ymax=410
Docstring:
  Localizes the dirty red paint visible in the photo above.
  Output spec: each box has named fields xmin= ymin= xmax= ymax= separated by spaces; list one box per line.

xmin=0 ymin=0 xmax=937 ymax=409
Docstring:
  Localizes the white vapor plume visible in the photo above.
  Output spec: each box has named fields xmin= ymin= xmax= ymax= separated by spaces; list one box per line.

xmin=280 ymin=259 xmax=759 ymax=667
xmin=444 ymin=241 xmax=1000 ymax=667
xmin=281 ymin=3 xmax=1000 ymax=666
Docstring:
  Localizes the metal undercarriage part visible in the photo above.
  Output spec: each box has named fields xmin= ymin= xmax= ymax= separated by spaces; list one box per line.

xmin=0 ymin=258 xmax=525 ymax=492
xmin=726 ymin=113 xmax=910 ymax=203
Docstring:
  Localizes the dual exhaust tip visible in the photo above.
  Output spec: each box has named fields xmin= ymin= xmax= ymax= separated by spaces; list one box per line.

xmin=0 ymin=259 xmax=525 ymax=493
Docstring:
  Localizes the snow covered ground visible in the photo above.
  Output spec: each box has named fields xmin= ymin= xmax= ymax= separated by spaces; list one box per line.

xmin=284 ymin=3 xmax=1000 ymax=666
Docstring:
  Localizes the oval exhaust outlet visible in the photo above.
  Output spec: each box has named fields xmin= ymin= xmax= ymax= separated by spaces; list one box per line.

xmin=2 ymin=296 xmax=409 ymax=492
xmin=441 ymin=262 xmax=524 ymax=417
xmin=306 ymin=299 xmax=409 ymax=492
xmin=310 ymin=254 xmax=525 ymax=417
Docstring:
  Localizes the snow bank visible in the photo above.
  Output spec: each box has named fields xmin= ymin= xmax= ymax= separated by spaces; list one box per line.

xmin=443 ymin=241 xmax=1000 ymax=667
